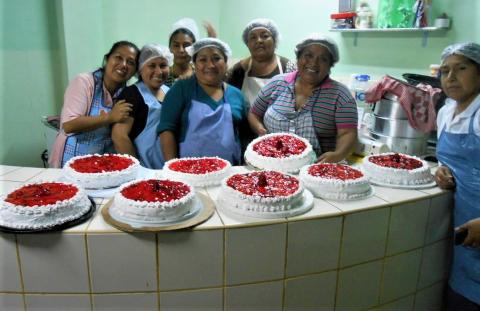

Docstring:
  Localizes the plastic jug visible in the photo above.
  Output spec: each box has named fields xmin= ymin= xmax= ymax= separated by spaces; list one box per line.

xmin=352 ymin=74 xmax=371 ymax=109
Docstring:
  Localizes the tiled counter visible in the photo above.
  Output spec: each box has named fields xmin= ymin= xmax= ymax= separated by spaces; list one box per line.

xmin=0 ymin=165 xmax=453 ymax=311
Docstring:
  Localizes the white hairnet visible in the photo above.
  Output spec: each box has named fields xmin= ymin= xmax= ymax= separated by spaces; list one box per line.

xmin=441 ymin=42 xmax=480 ymax=66
xmin=294 ymin=33 xmax=339 ymax=64
xmin=170 ymin=18 xmax=200 ymax=42
xmin=186 ymin=38 xmax=232 ymax=61
xmin=138 ymin=44 xmax=173 ymax=73
xmin=242 ymin=18 xmax=280 ymax=45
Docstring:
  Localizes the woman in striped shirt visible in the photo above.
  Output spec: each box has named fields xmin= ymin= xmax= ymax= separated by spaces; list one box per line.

xmin=248 ymin=33 xmax=358 ymax=163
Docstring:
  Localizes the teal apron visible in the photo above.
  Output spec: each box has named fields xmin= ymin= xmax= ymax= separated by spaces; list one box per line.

xmin=436 ymin=108 xmax=480 ymax=304
xmin=61 ymin=69 xmax=121 ymax=166
xmin=134 ymin=81 xmax=169 ymax=169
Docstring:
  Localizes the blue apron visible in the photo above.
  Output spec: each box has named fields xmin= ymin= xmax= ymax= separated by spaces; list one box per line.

xmin=61 ymin=69 xmax=121 ymax=166
xmin=134 ymin=81 xmax=169 ymax=169
xmin=179 ymin=83 xmax=241 ymax=165
xmin=437 ymin=108 xmax=480 ymax=304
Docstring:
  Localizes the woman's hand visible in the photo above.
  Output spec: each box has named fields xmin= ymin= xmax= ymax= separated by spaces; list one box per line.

xmin=106 ymin=100 xmax=132 ymax=123
xmin=317 ymin=151 xmax=344 ymax=163
xmin=456 ymin=218 xmax=480 ymax=248
xmin=247 ymin=112 xmax=267 ymax=136
xmin=435 ymin=166 xmax=455 ymax=189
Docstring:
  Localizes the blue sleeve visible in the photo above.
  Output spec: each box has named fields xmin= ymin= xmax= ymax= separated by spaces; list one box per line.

xmin=157 ymin=80 xmax=189 ymax=136
xmin=225 ymin=85 xmax=247 ymax=123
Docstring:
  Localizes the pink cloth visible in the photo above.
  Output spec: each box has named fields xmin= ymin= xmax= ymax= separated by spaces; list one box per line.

xmin=365 ymin=75 xmax=442 ymax=133
xmin=49 ymin=72 xmax=114 ymax=168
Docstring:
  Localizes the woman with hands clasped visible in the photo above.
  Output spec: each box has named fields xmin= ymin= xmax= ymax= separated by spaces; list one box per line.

xmin=112 ymin=44 xmax=173 ymax=169
xmin=248 ymin=34 xmax=357 ymax=163
xmin=49 ymin=41 xmax=140 ymax=168
xmin=435 ymin=42 xmax=480 ymax=310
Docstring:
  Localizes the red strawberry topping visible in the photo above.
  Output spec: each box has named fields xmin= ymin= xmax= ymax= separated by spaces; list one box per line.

xmin=253 ymin=135 xmax=306 ymax=158
xmin=168 ymin=158 xmax=227 ymax=174
xmin=308 ymin=164 xmax=363 ymax=180
xmin=70 ymin=154 xmax=133 ymax=173
xmin=5 ymin=183 xmax=78 ymax=206
xmin=227 ymin=171 xmax=299 ymax=197
xmin=368 ymin=153 xmax=422 ymax=170
xmin=121 ymin=179 xmax=190 ymax=202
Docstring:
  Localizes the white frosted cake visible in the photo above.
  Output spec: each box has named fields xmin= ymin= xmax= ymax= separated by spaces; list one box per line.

xmin=363 ymin=153 xmax=434 ymax=186
xmin=244 ymin=133 xmax=314 ymax=173
xmin=217 ymin=171 xmax=311 ymax=218
xmin=111 ymin=179 xmax=195 ymax=222
xmin=162 ymin=157 xmax=231 ymax=187
xmin=300 ymin=163 xmax=372 ymax=200
xmin=64 ymin=154 xmax=139 ymax=189
xmin=0 ymin=181 xmax=91 ymax=230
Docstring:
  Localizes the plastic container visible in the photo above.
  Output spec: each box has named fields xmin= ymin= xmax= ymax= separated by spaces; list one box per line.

xmin=352 ymin=74 xmax=371 ymax=109
xmin=330 ymin=12 xmax=357 ymax=29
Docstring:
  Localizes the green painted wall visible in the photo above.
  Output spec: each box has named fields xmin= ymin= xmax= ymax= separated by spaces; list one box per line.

xmin=1 ymin=0 xmax=478 ymax=167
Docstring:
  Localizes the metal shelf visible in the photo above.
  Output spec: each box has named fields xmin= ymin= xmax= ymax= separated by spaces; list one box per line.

xmin=329 ymin=27 xmax=447 ymax=47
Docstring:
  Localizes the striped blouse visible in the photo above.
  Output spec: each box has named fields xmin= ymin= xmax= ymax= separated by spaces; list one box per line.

xmin=250 ymin=71 xmax=358 ymax=153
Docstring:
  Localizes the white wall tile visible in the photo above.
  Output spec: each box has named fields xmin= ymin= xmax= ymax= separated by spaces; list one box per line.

xmin=0 ymin=234 xmax=22 ymax=292
xmin=414 ymin=282 xmax=445 ymax=311
xmin=379 ymin=295 xmax=414 ymax=311
xmin=425 ymin=193 xmax=453 ymax=244
xmin=286 ymin=217 xmax=342 ymax=277
xmin=1 ymin=167 xmax=44 ymax=182
xmin=418 ymin=240 xmax=450 ymax=289
xmin=336 ymin=260 xmax=383 ymax=311
xmin=340 ymin=208 xmax=390 ymax=267
xmin=25 ymin=294 xmax=90 ymax=311
xmin=0 ymin=294 xmax=24 ymax=311
xmin=93 ymin=293 xmax=157 ymax=311
xmin=0 ymin=181 xmax=22 ymax=196
xmin=158 ymin=230 xmax=223 ymax=290
xmin=284 ymin=271 xmax=337 ymax=311
xmin=88 ymin=233 xmax=156 ymax=292
xmin=27 ymin=169 xmax=62 ymax=183
xmin=326 ymin=195 xmax=389 ymax=213
xmin=160 ymin=288 xmax=222 ymax=311
xmin=380 ymin=249 xmax=422 ymax=303
xmin=226 ymin=281 xmax=283 ymax=311
xmin=226 ymin=224 xmax=286 ymax=285
xmin=373 ymin=187 xmax=427 ymax=203
xmin=0 ymin=165 xmax=21 ymax=176
xmin=386 ymin=199 xmax=430 ymax=256
xmin=17 ymin=233 xmax=89 ymax=292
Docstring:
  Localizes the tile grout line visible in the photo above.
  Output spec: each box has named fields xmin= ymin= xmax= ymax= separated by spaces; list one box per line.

xmin=155 ymin=234 xmax=161 ymax=311
xmin=84 ymin=233 xmax=94 ymax=311
xmin=333 ymin=215 xmax=345 ymax=310
xmin=222 ymin=228 xmax=226 ymax=311
xmin=14 ymin=234 xmax=27 ymax=311
xmin=378 ymin=205 xmax=393 ymax=306
xmin=281 ymin=222 xmax=289 ymax=311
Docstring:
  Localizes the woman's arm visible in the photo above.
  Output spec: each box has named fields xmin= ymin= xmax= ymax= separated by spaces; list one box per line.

xmin=247 ymin=111 xmax=267 ymax=136
xmin=111 ymin=117 xmax=136 ymax=156
xmin=63 ymin=100 xmax=132 ymax=134
xmin=457 ymin=218 xmax=480 ymax=248
xmin=435 ymin=166 xmax=455 ymax=189
xmin=160 ymin=131 xmax=178 ymax=161
xmin=317 ymin=128 xmax=357 ymax=163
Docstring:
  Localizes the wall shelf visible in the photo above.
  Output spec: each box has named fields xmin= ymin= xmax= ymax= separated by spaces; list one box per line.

xmin=329 ymin=27 xmax=447 ymax=47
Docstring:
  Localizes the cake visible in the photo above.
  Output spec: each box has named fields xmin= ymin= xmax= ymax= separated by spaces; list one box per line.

xmin=0 ymin=181 xmax=91 ymax=230
xmin=216 ymin=170 xmax=311 ymax=218
xmin=64 ymin=154 xmax=139 ymax=189
xmin=363 ymin=152 xmax=434 ymax=186
xmin=244 ymin=133 xmax=315 ymax=173
xmin=162 ymin=157 xmax=231 ymax=187
xmin=110 ymin=179 xmax=195 ymax=222
xmin=300 ymin=163 xmax=372 ymax=200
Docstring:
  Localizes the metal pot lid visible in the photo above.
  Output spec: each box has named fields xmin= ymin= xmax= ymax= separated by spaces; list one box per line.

xmin=381 ymin=92 xmax=399 ymax=101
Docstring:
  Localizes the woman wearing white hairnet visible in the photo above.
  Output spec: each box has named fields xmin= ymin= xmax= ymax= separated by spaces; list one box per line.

xmin=165 ymin=18 xmax=217 ymax=87
xmin=112 ymin=44 xmax=172 ymax=169
xmin=158 ymin=38 xmax=247 ymax=165
xmin=249 ymin=34 xmax=357 ymax=163
xmin=435 ymin=42 xmax=480 ymax=310
xmin=227 ymin=18 xmax=296 ymax=108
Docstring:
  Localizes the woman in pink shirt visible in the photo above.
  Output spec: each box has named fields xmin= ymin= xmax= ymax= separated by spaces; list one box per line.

xmin=49 ymin=41 xmax=140 ymax=168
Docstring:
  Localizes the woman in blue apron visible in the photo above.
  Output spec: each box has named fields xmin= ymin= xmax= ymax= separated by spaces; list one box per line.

xmin=158 ymin=38 xmax=247 ymax=165
xmin=112 ymin=44 xmax=173 ymax=169
xmin=49 ymin=41 xmax=140 ymax=168
xmin=435 ymin=42 xmax=480 ymax=310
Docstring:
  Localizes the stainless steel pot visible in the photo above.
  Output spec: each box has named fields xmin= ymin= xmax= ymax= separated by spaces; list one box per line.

xmin=372 ymin=95 xmax=408 ymax=119
xmin=371 ymin=115 xmax=428 ymax=139
xmin=370 ymin=132 xmax=427 ymax=155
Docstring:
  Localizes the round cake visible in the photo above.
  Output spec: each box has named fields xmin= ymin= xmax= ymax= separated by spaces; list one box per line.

xmin=64 ymin=154 xmax=139 ymax=189
xmin=363 ymin=152 xmax=434 ymax=186
xmin=217 ymin=170 xmax=311 ymax=218
xmin=162 ymin=157 xmax=231 ymax=187
xmin=244 ymin=133 xmax=314 ymax=173
xmin=300 ymin=163 xmax=372 ymax=200
xmin=0 ymin=181 xmax=91 ymax=230
xmin=110 ymin=179 xmax=195 ymax=223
